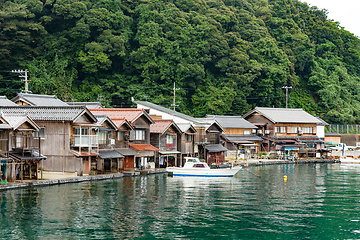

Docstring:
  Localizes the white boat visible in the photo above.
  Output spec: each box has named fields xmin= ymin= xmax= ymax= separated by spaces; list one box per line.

xmin=340 ymin=157 xmax=360 ymax=165
xmin=166 ymin=157 xmax=241 ymax=177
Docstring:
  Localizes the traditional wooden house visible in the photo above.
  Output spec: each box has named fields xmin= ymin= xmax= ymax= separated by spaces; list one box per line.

xmin=0 ymin=113 xmax=46 ymax=182
xmin=89 ymin=108 xmax=158 ymax=169
xmin=177 ymin=123 xmax=197 ymax=163
xmin=133 ymin=100 xmax=227 ymax=164
xmin=204 ymin=115 xmax=262 ymax=160
xmin=243 ymin=107 xmax=323 ymax=158
xmin=93 ymin=114 xmax=126 ymax=173
xmin=0 ymin=106 xmax=99 ymax=176
xmin=150 ymin=119 xmax=182 ymax=168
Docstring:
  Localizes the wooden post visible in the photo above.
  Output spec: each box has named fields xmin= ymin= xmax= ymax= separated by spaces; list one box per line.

xmin=36 ymin=162 xmax=38 ymax=180
xmin=88 ymin=156 xmax=91 ymax=175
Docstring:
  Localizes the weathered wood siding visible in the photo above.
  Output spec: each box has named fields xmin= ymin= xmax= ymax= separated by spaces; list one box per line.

xmin=224 ymin=128 xmax=254 ymax=135
xmin=37 ymin=121 xmax=81 ymax=173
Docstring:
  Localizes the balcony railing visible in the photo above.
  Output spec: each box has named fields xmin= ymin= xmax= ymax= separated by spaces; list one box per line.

xmin=73 ymin=135 xmax=98 ymax=148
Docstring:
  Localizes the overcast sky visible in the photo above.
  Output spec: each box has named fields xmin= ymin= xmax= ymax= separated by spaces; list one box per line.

xmin=303 ymin=0 xmax=360 ymax=37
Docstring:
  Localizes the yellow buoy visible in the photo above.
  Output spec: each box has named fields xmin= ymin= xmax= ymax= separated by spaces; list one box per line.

xmin=284 ymin=175 xmax=288 ymax=182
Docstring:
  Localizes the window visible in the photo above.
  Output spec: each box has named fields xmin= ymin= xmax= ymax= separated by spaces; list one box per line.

xmin=131 ymin=130 xmax=145 ymax=140
xmin=167 ymin=135 xmax=174 ymax=144
xmin=291 ymin=127 xmax=298 ymax=133
xmin=117 ymin=131 xmax=125 ymax=141
xmin=34 ymin=127 xmax=45 ymax=138
xmin=15 ymin=136 xmax=24 ymax=148
xmin=75 ymin=127 xmax=88 ymax=136
xmin=244 ymin=131 xmax=250 ymax=135
xmin=186 ymin=134 xmax=192 ymax=142
xmin=275 ymin=126 xmax=286 ymax=133
xmin=302 ymin=127 xmax=313 ymax=134
xmin=98 ymin=132 xmax=107 ymax=145
xmin=81 ymin=128 xmax=88 ymax=135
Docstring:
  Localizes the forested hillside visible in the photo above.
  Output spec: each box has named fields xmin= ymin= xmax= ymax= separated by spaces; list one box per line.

xmin=1 ymin=0 xmax=360 ymax=123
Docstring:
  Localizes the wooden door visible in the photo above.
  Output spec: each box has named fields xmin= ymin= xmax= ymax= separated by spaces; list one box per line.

xmin=124 ymin=156 xmax=134 ymax=170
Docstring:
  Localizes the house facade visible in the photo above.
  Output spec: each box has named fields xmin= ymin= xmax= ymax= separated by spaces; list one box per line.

xmin=150 ymin=119 xmax=182 ymax=168
xmin=133 ymin=100 xmax=227 ymax=164
xmin=204 ymin=115 xmax=262 ymax=161
xmin=89 ymin=108 xmax=159 ymax=170
xmin=0 ymin=106 xmax=99 ymax=175
xmin=244 ymin=107 xmax=323 ymax=158
xmin=0 ymin=113 xmax=45 ymax=182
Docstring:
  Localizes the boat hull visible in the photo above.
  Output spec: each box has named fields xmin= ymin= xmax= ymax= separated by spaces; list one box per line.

xmin=340 ymin=158 xmax=360 ymax=165
xmin=166 ymin=167 xmax=241 ymax=177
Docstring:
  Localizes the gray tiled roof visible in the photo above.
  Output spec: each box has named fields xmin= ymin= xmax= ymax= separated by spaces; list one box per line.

xmin=205 ymin=144 xmax=228 ymax=152
xmin=316 ymin=117 xmax=329 ymax=126
xmin=99 ymin=150 xmax=124 ymax=159
xmin=244 ymin=107 xmax=322 ymax=124
xmin=133 ymin=100 xmax=208 ymax=124
xmin=94 ymin=114 xmax=118 ymax=130
xmin=221 ymin=134 xmax=263 ymax=142
xmin=12 ymin=93 xmax=68 ymax=106
xmin=0 ymin=96 xmax=17 ymax=106
xmin=205 ymin=115 xmax=257 ymax=129
xmin=0 ymin=106 xmax=92 ymax=121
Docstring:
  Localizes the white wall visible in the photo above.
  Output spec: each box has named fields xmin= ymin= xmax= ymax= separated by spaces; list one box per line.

xmin=317 ymin=125 xmax=325 ymax=139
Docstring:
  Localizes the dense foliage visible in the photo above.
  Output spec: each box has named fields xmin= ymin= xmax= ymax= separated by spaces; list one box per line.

xmin=1 ymin=0 xmax=360 ymax=122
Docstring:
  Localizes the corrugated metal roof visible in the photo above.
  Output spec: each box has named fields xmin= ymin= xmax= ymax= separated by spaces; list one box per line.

xmin=116 ymin=148 xmax=137 ymax=156
xmin=0 ymin=106 xmax=93 ymax=122
xmin=244 ymin=107 xmax=323 ymax=124
xmin=129 ymin=144 xmax=159 ymax=151
xmin=70 ymin=150 xmax=99 ymax=157
xmin=150 ymin=119 xmax=182 ymax=134
xmin=205 ymin=115 xmax=257 ymax=129
xmin=205 ymin=144 xmax=228 ymax=152
xmin=0 ymin=96 xmax=17 ymax=106
xmin=98 ymin=150 xmax=124 ymax=159
xmin=150 ymin=119 xmax=172 ymax=133
xmin=12 ymin=93 xmax=68 ymax=106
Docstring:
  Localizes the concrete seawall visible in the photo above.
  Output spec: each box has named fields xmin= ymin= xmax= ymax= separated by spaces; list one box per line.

xmin=240 ymin=159 xmax=340 ymax=167
xmin=0 ymin=161 xmax=339 ymax=191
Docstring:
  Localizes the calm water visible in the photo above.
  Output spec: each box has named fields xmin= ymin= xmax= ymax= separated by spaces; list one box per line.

xmin=1 ymin=164 xmax=360 ymax=239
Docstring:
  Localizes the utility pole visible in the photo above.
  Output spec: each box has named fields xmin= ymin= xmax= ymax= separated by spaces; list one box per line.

xmin=282 ymin=86 xmax=292 ymax=108
xmin=12 ymin=69 xmax=30 ymax=93
xmin=172 ymin=82 xmax=180 ymax=111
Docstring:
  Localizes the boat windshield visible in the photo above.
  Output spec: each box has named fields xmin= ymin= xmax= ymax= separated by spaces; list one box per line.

xmin=185 ymin=158 xmax=200 ymax=163
xmin=193 ymin=164 xmax=206 ymax=168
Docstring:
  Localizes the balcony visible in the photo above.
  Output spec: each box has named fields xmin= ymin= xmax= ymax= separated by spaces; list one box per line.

xmin=73 ymin=135 xmax=98 ymax=148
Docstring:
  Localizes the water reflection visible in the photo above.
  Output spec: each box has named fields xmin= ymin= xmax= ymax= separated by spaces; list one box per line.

xmin=1 ymin=164 xmax=360 ymax=239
